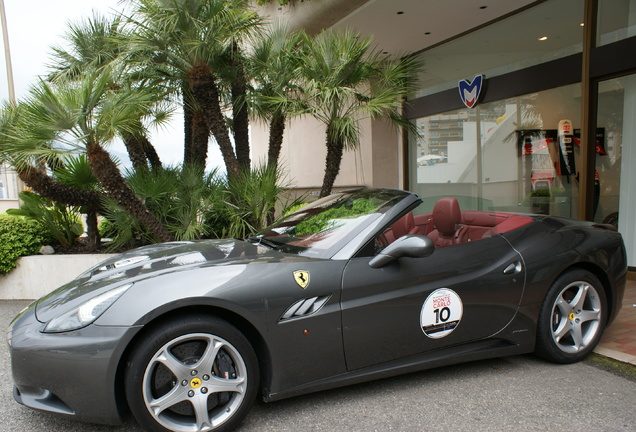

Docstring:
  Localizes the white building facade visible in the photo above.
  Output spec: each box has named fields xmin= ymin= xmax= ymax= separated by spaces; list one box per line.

xmin=254 ymin=0 xmax=636 ymax=268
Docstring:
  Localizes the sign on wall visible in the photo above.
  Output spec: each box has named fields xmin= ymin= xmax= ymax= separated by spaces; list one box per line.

xmin=458 ymin=75 xmax=484 ymax=109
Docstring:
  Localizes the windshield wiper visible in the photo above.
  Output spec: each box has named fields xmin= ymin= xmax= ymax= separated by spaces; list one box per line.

xmin=245 ymin=235 xmax=278 ymax=249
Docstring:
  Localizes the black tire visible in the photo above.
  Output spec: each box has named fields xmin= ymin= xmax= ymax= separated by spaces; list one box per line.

xmin=535 ymin=269 xmax=607 ymax=364
xmin=125 ymin=314 xmax=259 ymax=432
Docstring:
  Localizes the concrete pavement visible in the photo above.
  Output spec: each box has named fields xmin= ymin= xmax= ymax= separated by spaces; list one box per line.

xmin=0 ymin=300 xmax=634 ymax=432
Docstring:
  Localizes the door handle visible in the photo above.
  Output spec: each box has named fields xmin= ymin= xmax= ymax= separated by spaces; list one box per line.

xmin=503 ymin=261 xmax=522 ymax=275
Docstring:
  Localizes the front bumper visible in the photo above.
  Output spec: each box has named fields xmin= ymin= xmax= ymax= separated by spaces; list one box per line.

xmin=8 ymin=304 xmax=140 ymax=425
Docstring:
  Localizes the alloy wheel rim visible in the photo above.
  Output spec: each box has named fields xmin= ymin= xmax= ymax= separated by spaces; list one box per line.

xmin=142 ymin=333 xmax=247 ymax=432
xmin=550 ymin=281 xmax=602 ymax=354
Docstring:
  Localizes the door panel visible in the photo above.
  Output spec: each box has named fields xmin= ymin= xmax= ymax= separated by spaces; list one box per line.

xmin=341 ymin=236 xmax=524 ymax=371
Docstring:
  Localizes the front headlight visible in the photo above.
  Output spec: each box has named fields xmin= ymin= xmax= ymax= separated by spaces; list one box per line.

xmin=43 ymin=283 xmax=132 ymax=333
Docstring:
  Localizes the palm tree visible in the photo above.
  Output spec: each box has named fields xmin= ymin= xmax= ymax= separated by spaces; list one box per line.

xmin=0 ymin=102 xmax=106 ymax=245
xmin=299 ymin=29 xmax=421 ymax=197
xmin=125 ymin=0 xmax=261 ymax=176
xmin=48 ymin=12 xmax=163 ymax=172
xmin=249 ymin=24 xmax=306 ymax=171
xmin=1 ymin=67 xmax=173 ymax=242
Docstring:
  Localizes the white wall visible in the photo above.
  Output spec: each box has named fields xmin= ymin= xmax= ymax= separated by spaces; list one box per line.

xmin=0 ymin=254 xmax=114 ymax=300
xmin=251 ymin=115 xmax=375 ymax=190
xmin=0 ymin=199 xmax=19 ymax=213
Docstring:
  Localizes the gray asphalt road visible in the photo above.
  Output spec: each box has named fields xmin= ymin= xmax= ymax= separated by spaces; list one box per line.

xmin=1 ymin=300 xmax=635 ymax=432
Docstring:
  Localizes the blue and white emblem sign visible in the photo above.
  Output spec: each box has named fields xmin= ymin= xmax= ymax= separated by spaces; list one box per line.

xmin=458 ymin=75 xmax=484 ymax=109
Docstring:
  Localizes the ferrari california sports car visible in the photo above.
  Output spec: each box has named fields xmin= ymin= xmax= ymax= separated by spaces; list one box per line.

xmin=8 ymin=188 xmax=627 ymax=432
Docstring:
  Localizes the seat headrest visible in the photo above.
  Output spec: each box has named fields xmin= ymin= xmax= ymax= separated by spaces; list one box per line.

xmin=433 ymin=197 xmax=462 ymax=235
xmin=391 ymin=212 xmax=415 ymax=238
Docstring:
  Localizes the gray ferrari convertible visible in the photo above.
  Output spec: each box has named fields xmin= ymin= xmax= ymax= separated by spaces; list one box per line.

xmin=8 ymin=188 xmax=627 ymax=432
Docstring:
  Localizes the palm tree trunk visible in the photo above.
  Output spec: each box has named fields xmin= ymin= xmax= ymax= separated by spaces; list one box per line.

xmin=121 ymin=131 xmax=162 ymax=172
xmin=231 ymin=63 xmax=250 ymax=171
xmin=266 ymin=114 xmax=286 ymax=225
xmin=267 ymin=113 xmax=286 ymax=170
xmin=189 ymin=64 xmax=239 ymax=178
xmin=17 ymin=165 xmax=102 ymax=210
xmin=17 ymin=166 xmax=103 ymax=247
xmin=184 ymin=108 xmax=209 ymax=169
xmin=140 ymin=134 xmax=162 ymax=171
xmin=85 ymin=140 xmax=173 ymax=242
xmin=320 ymin=134 xmax=344 ymax=198
xmin=183 ymin=86 xmax=194 ymax=162
xmin=85 ymin=209 xmax=100 ymax=251
xmin=122 ymin=131 xmax=149 ymax=170
xmin=182 ymin=86 xmax=208 ymax=170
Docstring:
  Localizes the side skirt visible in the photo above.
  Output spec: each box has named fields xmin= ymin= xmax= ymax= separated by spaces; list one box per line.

xmin=263 ymin=337 xmax=531 ymax=403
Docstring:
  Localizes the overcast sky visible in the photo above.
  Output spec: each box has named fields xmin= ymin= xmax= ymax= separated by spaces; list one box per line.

xmin=0 ymin=0 xmax=223 ymax=169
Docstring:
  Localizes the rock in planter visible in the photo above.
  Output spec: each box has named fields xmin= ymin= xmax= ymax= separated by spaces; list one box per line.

xmin=39 ymin=245 xmax=55 ymax=255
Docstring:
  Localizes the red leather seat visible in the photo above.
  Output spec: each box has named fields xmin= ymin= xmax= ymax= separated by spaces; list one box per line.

xmin=427 ymin=197 xmax=468 ymax=247
xmin=382 ymin=212 xmax=420 ymax=245
xmin=392 ymin=212 xmax=420 ymax=238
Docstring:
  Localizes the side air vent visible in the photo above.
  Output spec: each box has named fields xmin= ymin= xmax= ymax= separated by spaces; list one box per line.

xmin=279 ymin=295 xmax=331 ymax=322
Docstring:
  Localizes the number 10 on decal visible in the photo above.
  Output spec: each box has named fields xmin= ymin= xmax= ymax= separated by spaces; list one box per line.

xmin=420 ymin=288 xmax=464 ymax=339
xmin=434 ymin=306 xmax=451 ymax=324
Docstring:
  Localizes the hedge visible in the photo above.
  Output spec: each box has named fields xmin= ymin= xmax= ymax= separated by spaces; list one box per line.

xmin=0 ymin=215 xmax=53 ymax=275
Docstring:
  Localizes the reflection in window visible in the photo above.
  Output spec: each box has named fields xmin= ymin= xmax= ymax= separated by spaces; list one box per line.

xmin=597 ymin=0 xmax=636 ymax=46
xmin=169 ymin=252 xmax=208 ymax=267
xmin=595 ymin=75 xmax=634 ymax=228
xmin=259 ymin=189 xmax=408 ymax=258
xmin=410 ymin=84 xmax=582 ymax=217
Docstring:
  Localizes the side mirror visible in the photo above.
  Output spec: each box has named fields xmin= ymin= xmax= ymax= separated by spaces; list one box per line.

xmin=369 ymin=234 xmax=435 ymax=268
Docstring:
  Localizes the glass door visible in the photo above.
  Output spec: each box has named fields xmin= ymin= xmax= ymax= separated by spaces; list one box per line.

xmin=596 ymin=74 xmax=636 ymax=266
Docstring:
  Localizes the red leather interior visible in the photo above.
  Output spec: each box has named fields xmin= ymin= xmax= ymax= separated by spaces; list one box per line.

xmin=380 ymin=198 xmax=534 ymax=249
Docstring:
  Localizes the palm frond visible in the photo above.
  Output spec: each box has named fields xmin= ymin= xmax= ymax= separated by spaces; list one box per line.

xmin=47 ymin=12 xmax=126 ymax=83
xmin=53 ymin=154 xmax=100 ymax=190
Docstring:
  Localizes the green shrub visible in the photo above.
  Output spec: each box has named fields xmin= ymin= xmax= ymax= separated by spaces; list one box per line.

xmin=6 ymin=191 xmax=83 ymax=247
xmin=98 ymin=201 xmax=150 ymax=252
xmin=0 ymin=215 xmax=54 ymax=275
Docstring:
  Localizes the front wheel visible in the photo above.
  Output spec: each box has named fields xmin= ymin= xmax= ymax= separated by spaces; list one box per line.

xmin=125 ymin=314 xmax=259 ymax=432
xmin=535 ymin=269 xmax=607 ymax=363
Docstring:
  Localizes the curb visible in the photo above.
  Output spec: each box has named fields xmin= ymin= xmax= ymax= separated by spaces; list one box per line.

xmin=594 ymin=346 xmax=636 ymax=366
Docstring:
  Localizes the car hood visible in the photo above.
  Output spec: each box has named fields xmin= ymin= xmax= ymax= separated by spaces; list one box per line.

xmin=34 ymin=239 xmax=290 ymax=324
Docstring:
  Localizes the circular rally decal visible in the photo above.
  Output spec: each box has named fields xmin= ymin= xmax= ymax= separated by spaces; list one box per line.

xmin=420 ymin=288 xmax=463 ymax=339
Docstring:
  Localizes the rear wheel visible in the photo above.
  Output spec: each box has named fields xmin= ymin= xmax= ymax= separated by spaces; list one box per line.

xmin=125 ymin=315 xmax=259 ymax=432
xmin=535 ymin=270 xmax=607 ymax=363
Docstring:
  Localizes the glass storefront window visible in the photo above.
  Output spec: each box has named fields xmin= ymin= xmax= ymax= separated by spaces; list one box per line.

xmin=410 ymin=84 xmax=582 ymax=216
xmin=597 ymin=0 xmax=636 ymax=46
xmin=596 ymin=74 xmax=636 ymax=266
xmin=414 ymin=0 xmax=584 ymax=98
xmin=0 ymin=163 xmax=18 ymax=200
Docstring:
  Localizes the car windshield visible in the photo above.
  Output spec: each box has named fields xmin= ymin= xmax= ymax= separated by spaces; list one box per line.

xmin=256 ymin=189 xmax=409 ymax=258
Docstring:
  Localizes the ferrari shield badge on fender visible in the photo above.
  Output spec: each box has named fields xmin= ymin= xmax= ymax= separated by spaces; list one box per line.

xmin=458 ymin=75 xmax=484 ymax=109
xmin=293 ymin=270 xmax=310 ymax=289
